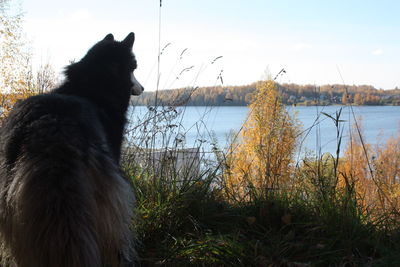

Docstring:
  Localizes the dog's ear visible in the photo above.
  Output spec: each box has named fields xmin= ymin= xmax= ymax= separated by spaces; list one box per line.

xmin=103 ymin=33 xmax=114 ymax=41
xmin=122 ymin=32 xmax=135 ymax=49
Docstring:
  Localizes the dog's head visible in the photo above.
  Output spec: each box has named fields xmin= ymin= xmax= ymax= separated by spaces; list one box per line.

xmin=102 ymin=32 xmax=144 ymax=96
xmin=68 ymin=32 xmax=144 ymax=96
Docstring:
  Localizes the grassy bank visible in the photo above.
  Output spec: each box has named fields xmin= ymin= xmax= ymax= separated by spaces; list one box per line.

xmin=124 ymin=80 xmax=400 ymax=266
xmin=126 ymin=154 xmax=400 ymax=266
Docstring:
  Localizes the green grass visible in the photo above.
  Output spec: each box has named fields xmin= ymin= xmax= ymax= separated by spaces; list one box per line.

xmin=125 ymin=156 xmax=400 ymax=266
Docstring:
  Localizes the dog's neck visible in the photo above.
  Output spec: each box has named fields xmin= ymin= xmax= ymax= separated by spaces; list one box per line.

xmin=54 ymin=81 xmax=130 ymax=163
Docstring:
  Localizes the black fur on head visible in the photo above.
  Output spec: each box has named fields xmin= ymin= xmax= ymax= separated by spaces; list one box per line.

xmin=63 ymin=32 xmax=143 ymax=100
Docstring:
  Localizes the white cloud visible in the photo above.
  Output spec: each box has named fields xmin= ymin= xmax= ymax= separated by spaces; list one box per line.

xmin=372 ymin=48 xmax=383 ymax=56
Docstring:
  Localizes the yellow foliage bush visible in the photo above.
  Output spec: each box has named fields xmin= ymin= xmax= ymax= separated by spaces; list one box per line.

xmin=224 ymin=79 xmax=300 ymax=201
xmin=339 ymin=122 xmax=400 ymax=217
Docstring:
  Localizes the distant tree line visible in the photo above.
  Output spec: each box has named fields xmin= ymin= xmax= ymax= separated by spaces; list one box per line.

xmin=131 ymin=82 xmax=400 ymax=106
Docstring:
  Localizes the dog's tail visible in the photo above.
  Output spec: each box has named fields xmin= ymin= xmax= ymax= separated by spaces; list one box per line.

xmin=7 ymin=149 xmax=103 ymax=267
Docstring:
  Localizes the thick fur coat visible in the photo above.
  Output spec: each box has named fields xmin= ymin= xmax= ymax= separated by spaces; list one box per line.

xmin=0 ymin=33 xmax=143 ymax=267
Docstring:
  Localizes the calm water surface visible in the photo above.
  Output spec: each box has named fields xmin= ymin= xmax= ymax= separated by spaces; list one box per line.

xmin=129 ymin=105 xmax=400 ymax=155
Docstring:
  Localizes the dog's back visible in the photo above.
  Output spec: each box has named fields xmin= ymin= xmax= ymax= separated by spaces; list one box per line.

xmin=0 ymin=33 xmax=142 ymax=267
xmin=0 ymin=94 xmax=134 ymax=267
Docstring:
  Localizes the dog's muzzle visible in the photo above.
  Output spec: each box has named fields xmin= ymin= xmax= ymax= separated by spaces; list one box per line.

xmin=131 ymin=73 xmax=144 ymax=95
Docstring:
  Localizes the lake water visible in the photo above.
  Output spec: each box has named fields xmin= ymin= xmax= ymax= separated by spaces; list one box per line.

xmin=128 ymin=105 xmax=400 ymax=156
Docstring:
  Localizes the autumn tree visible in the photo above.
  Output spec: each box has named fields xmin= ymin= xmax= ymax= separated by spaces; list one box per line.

xmin=339 ymin=120 xmax=400 ymax=215
xmin=338 ymin=121 xmax=373 ymax=205
xmin=370 ymin=135 xmax=400 ymax=214
xmin=223 ymin=79 xmax=300 ymax=201
xmin=0 ymin=0 xmax=36 ymax=117
xmin=341 ymin=93 xmax=350 ymax=104
xmin=0 ymin=0 xmax=59 ymax=117
xmin=36 ymin=62 xmax=58 ymax=94
xmin=353 ymin=93 xmax=363 ymax=105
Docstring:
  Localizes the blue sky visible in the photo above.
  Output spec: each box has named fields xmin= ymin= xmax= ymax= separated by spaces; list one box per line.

xmin=20 ymin=0 xmax=400 ymax=89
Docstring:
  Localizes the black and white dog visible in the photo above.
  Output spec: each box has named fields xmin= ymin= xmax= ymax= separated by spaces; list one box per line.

xmin=0 ymin=33 xmax=143 ymax=267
